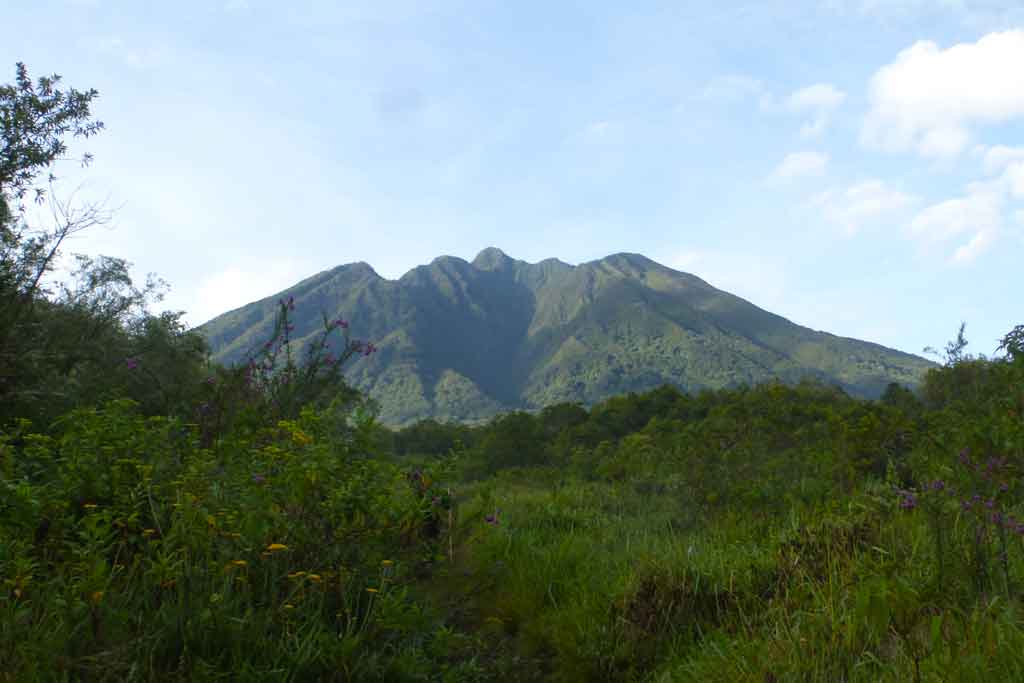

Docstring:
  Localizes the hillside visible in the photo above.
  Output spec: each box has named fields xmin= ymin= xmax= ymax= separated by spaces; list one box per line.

xmin=198 ymin=248 xmax=935 ymax=425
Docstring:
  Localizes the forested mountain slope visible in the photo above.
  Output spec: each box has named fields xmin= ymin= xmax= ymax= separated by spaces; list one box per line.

xmin=199 ymin=248 xmax=934 ymax=424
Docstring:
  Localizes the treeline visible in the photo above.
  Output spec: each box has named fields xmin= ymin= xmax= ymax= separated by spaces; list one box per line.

xmin=391 ymin=341 xmax=1019 ymax=479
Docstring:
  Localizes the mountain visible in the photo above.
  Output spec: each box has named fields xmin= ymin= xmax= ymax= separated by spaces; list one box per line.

xmin=198 ymin=248 xmax=936 ymax=425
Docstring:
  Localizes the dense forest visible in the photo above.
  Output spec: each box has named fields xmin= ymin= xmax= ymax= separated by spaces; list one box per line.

xmin=3 ymin=64 xmax=1024 ymax=681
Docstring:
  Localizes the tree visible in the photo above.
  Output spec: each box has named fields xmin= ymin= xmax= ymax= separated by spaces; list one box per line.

xmin=997 ymin=324 xmax=1024 ymax=364
xmin=0 ymin=63 xmax=103 ymax=208
xmin=0 ymin=63 xmax=210 ymax=425
xmin=880 ymin=381 xmax=921 ymax=413
xmin=476 ymin=411 xmax=545 ymax=472
xmin=923 ymin=321 xmax=970 ymax=366
xmin=1 ymin=62 xmax=106 ymax=315
xmin=1 ymin=63 xmax=109 ymax=412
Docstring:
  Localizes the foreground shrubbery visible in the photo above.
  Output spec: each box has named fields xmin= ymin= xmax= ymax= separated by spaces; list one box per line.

xmin=0 ymin=399 xmax=481 ymax=680
xmin=3 ymin=324 xmax=1023 ymax=680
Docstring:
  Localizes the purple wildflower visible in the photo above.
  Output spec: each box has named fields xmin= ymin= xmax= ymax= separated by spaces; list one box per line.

xmin=125 ymin=357 xmax=139 ymax=370
xmin=252 ymin=474 xmax=266 ymax=484
xmin=898 ymin=490 xmax=917 ymax=510
xmin=485 ymin=509 xmax=500 ymax=525
xmin=334 ymin=319 xmax=348 ymax=329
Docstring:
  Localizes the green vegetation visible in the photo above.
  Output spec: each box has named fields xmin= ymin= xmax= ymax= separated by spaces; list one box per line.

xmin=198 ymin=249 xmax=936 ymax=427
xmin=4 ymin=63 xmax=1024 ymax=681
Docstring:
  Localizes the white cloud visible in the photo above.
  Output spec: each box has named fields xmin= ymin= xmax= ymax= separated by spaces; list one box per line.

xmin=861 ymin=30 xmax=1024 ymax=159
xmin=909 ymin=183 xmax=1003 ymax=264
xmin=849 ymin=0 xmax=967 ymax=14
xmin=786 ymin=83 xmax=846 ymax=138
xmin=768 ymin=151 xmax=829 ymax=183
xmin=901 ymin=156 xmax=1024 ymax=264
xmin=951 ymin=229 xmax=996 ymax=264
xmin=86 ymin=36 xmax=172 ymax=70
xmin=917 ymin=126 xmax=971 ymax=159
xmin=190 ymin=260 xmax=308 ymax=326
xmin=667 ymin=249 xmax=788 ymax=310
xmin=1013 ymin=209 xmax=1024 ymax=243
xmin=787 ymin=84 xmax=846 ymax=111
xmin=700 ymin=74 xmax=767 ymax=104
xmin=981 ymin=146 xmax=1024 ymax=175
xmin=1002 ymin=161 xmax=1024 ymax=197
xmin=827 ymin=0 xmax=1024 ymax=30
xmin=810 ymin=179 xmax=918 ymax=235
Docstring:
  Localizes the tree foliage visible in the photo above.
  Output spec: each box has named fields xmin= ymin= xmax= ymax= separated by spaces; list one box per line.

xmin=0 ymin=64 xmax=205 ymax=426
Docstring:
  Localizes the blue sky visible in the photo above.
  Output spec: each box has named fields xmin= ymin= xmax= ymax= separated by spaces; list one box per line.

xmin=5 ymin=0 xmax=1023 ymax=358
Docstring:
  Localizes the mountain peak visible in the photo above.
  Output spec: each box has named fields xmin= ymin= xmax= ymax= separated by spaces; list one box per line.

xmin=347 ymin=261 xmax=380 ymax=277
xmin=430 ymin=255 xmax=470 ymax=268
xmin=603 ymin=252 xmax=654 ymax=268
xmin=472 ymin=247 xmax=513 ymax=271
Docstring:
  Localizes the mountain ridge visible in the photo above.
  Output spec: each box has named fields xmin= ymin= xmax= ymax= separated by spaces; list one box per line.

xmin=198 ymin=248 xmax=936 ymax=425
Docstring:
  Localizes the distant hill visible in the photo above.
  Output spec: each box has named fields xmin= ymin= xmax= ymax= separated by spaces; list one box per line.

xmin=198 ymin=248 xmax=936 ymax=425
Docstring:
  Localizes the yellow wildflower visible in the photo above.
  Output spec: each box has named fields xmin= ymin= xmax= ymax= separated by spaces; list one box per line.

xmin=83 ymin=503 xmax=98 ymax=510
xmin=287 ymin=571 xmax=306 ymax=580
xmin=142 ymin=528 xmax=156 ymax=537
xmin=283 ymin=603 xmax=295 ymax=610
xmin=366 ymin=587 xmax=379 ymax=594
xmin=381 ymin=560 xmax=393 ymax=567
xmin=308 ymin=574 xmax=321 ymax=583
xmin=91 ymin=591 xmax=104 ymax=604
xmin=266 ymin=543 xmax=288 ymax=552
